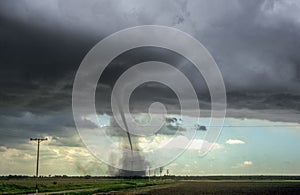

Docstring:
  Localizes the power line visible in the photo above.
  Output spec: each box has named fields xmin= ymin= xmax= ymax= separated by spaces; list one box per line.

xmin=0 ymin=124 xmax=299 ymax=138
xmin=94 ymin=124 xmax=300 ymax=127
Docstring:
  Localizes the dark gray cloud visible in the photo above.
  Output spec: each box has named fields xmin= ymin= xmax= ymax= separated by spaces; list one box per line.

xmin=105 ymin=115 xmax=187 ymax=137
xmin=0 ymin=111 xmax=78 ymax=148
xmin=0 ymin=0 xmax=299 ymax=150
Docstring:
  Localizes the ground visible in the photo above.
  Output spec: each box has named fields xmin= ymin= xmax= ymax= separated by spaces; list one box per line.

xmin=1 ymin=176 xmax=300 ymax=194
xmin=114 ymin=180 xmax=300 ymax=195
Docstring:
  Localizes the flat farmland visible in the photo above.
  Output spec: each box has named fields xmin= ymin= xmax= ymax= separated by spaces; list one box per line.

xmin=117 ymin=180 xmax=300 ymax=195
xmin=1 ymin=177 xmax=300 ymax=194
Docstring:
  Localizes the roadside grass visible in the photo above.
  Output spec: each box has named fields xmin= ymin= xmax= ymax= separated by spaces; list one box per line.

xmin=0 ymin=178 xmax=173 ymax=194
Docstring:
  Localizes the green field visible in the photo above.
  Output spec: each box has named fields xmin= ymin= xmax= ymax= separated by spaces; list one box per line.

xmin=0 ymin=177 xmax=172 ymax=194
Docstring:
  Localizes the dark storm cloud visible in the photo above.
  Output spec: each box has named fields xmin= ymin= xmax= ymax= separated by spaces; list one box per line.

xmin=0 ymin=111 xmax=77 ymax=147
xmin=197 ymin=0 xmax=300 ymax=93
xmin=106 ymin=115 xmax=187 ymax=137
xmin=0 ymin=0 xmax=299 ymax=149
xmin=0 ymin=108 xmax=97 ymax=149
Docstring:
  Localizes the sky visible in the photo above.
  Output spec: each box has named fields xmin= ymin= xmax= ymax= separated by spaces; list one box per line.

xmin=0 ymin=0 xmax=300 ymax=176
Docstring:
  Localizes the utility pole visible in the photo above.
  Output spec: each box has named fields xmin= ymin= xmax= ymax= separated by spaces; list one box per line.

xmin=30 ymin=137 xmax=48 ymax=193
xmin=148 ymin=167 xmax=151 ymax=182
xmin=159 ymin=167 xmax=163 ymax=178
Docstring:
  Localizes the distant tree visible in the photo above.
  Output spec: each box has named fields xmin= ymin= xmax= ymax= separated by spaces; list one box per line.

xmin=84 ymin=175 xmax=91 ymax=179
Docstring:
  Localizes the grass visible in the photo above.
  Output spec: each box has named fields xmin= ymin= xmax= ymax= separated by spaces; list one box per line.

xmin=0 ymin=177 xmax=172 ymax=194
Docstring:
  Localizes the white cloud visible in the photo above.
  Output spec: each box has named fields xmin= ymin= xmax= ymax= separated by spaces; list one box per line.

xmin=160 ymin=135 xmax=222 ymax=151
xmin=226 ymin=139 xmax=245 ymax=145
xmin=137 ymin=135 xmax=223 ymax=152
xmin=243 ymin=161 xmax=253 ymax=166
xmin=232 ymin=160 xmax=253 ymax=168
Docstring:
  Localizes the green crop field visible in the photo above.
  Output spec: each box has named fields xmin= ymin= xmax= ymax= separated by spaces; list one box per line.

xmin=0 ymin=177 xmax=172 ymax=194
